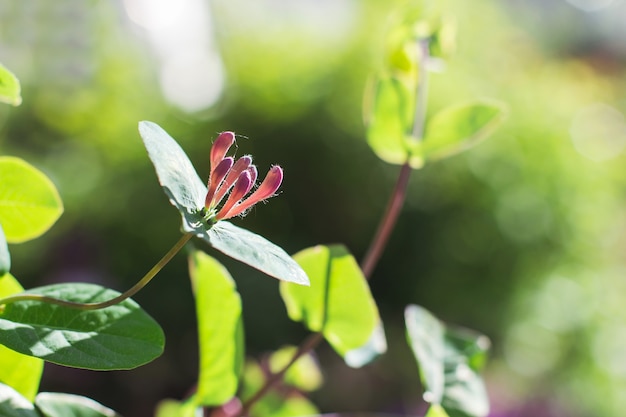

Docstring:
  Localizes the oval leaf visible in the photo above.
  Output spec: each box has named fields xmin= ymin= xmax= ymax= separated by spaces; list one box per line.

xmin=189 ymin=250 xmax=244 ymax=406
xmin=405 ymin=305 xmax=490 ymax=417
xmin=268 ymin=346 xmax=322 ymax=392
xmin=0 ymin=283 xmax=164 ymax=370
xmin=205 ymin=221 xmax=309 ymax=286
xmin=0 ymin=382 xmax=38 ymax=417
xmin=365 ymin=74 xmax=418 ymax=167
xmin=35 ymin=393 xmax=120 ymax=417
xmin=0 ymin=273 xmax=43 ymax=402
xmin=138 ymin=121 xmax=207 ymax=234
xmin=0 ymin=63 xmax=21 ymax=106
xmin=419 ymin=100 xmax=506 ymax=163
xmin=0 ymin=157 xmax=63 ymax=243
xmin=0 ymin=224 xmax=10 ymax=274
xmin=280 ymin=245 xmax=386 ymax=367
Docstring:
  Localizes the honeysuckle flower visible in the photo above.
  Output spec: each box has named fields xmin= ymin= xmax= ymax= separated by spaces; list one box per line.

xmin=203 ymin=131 xmax=283 ymax=223
xmin=139 ymin=121 xmax=308 ymax=285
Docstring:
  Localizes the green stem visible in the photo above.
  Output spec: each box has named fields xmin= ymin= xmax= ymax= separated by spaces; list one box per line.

xmin=0 ymin=233 xmax=193 ymax=311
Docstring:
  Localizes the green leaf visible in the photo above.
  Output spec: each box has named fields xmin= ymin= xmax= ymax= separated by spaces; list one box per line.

xmin=0 ymin=63 xmax=21 ymax=106
xmin=280 ymin=245 xmax=386 ymax=367
xmin=154 ymin=399 xmax=199 ymax=417
xmin=0 ymin=283 xmax=165 ymax=370
xmin=418 ymin=100 xmax=506 ymax=163
xmin=0 ymin=382 xmax=38 ymax=417
xmin=426 ymin=404 xmax=451 ymax=417
xmin=205 ymin=221 xmax=309 ymax=286
xmin=365 ymin=74 xmax=418 ymax=167
xmin=35 ymin=393 xmax=120 ymax=417
xmin=0 ymin=224 xmax=10 ymax=274
xmin=0 ymin=157 xmax=63 ymax=243
xmin=138 ymin=121 xmax=207 ymax=234
xmin=405 ymin=305 xmax=490 ymax=417
xmin=0 ymin=273 xmax=43 ymax=401
xmin=188 ymin=250 xmax=243 ymax=406
xmin=268 ymin=345 xmax=323 ymax=392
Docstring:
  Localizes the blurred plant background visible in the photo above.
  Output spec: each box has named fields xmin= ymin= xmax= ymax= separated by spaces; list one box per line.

xmin=1 ymin=0 xmax=626 ymax=416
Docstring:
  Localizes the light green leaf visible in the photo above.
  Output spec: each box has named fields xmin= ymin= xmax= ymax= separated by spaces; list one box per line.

xmin=268 ymin=345 xmax=322 ymax=392
xmin=205 ymin=221 xmax=309 ymax=286
xmin=0 ymin=63 xmax=21 ymax=106
xmin=154 ymin=399 xmax=199 ymax=417
xmin=0 ymin=283 xmax=164 ymax=370
xmin=418 ymin=100 xmax=506 ymax=163
xmin=0 ymin=224 xmax=10 ymax=274
xmin=0 ymin=383 xmax=38 ymax=417
xmin=405 ymin=305 xmax=490 ymax=417
xmin=35 ymin=393 xmax=120 ymax=417
xmin=0 ymin=273 xmax=43 ymax=401
xmin=188 ymin=250 xmax=243 ymax=406
xmin=426 ymin=404 xmax=451 ymax=417
xmin=138 ymin=121 xmax=207 ymax=234
xmin=0 ymin=157 xmax=63 ymax=243
xmin=365 ymin=74 xmax=418 ymax=167
xmin=280 ymin=245 xmax=386 ymax=367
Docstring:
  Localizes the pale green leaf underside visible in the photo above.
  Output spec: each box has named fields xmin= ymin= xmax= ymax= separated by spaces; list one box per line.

xmin=0 ymin=283 xmax=164 ymax=370
xmin=189 ymin=250 xmax=243 ymax=406
xmin=206 ymin=222 xmax=309 ymax=286
xmin=35 ymin=392 xmax=121 ymax=417
xmin=0 ymin=383 xmax=38 ymax=417
xmin=0 ymin=224 xmax=10 ymax=274
xmin=0 ymin=157 xmax=63 ymax=243
xmin=281 ymin=245 xmax=386 ymax=367
xmin=0 ymin=273 xmax=43 ymax=402
xmin=0 ymin=63 xmax=21 ymax=106
xmin=138 ymin=121 xmax=207 ymax=234
xmin=405 ymin=305 xmax=490 ymax=417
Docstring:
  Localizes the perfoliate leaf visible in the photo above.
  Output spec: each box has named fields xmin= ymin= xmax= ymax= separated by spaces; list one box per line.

xmin=0 ymin=382 xmax=38 ymax=417
xmin=405 ymin=305 xmax=490 ymax=417
xmin=0 ymin=63 xmax=21 ymax=106
xmin=0 ymin=283 xmax=164 ymax=370
xmin=35 ymin=393 xmax=121 ymax=417
xmin=0 ymin=224 xmax=10 ymax=274
xmin=0 ymin=273 xmax=43 ymax=402
xmin=280 ymin=245 xmax=386 ymax=367
xmin=418 ymin=100 xmax=506 ymax=162
xmin=189 ymin=250 xmax=243 ymax=406
xmin=138 ymin=121 xmax=207 ymax=234
xmin=205 ymin=222 xmax=309 ymax=286
xmin=0 ymin=157 xmax=63 ymax=243
xmin=269 ymin=345 xmax=323 ymax=392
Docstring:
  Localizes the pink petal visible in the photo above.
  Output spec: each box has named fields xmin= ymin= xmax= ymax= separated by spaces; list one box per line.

xmin=223 ymin=165 xmax=283 ymax=218
xmin=214 ymin=156 xmax=253 ymax=206
xmin=205 ymin=157 xmax=234 ymax=209
xmin=210 ymin=132 xmax=235 ymax=173
xmin=216 ymin=171 xmax=253 ymax=220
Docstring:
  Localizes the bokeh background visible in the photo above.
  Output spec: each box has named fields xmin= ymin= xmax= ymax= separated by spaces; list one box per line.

xmin=2 ymin=0 xmax=626 ymax=416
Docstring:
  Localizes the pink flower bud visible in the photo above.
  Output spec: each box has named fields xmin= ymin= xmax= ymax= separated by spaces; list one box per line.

xmin=216 ymin=171 xmax=254 ymax=220
xmin=205 ymin=157 xmax=233 ymax=209
xmin=214 ymin=156 xmax=253 ymax=205
xmin=222 ymin=165 xmax=283 ymax=219
xmin=210 ymin=132 xmax=235 ymax=173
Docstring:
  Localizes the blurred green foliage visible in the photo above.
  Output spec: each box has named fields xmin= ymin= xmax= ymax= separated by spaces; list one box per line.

xmin=1 ymin=0 xmax=626 ymax=416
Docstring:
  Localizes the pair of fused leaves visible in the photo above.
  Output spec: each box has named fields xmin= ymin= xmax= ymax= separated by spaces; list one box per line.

xmin=138 ymin=121 xmax=309 ymax=287
xmin=405 ymin=305 xmax=490 ymax=417
xmin=0 ymin=382 xmax=121 ymax=417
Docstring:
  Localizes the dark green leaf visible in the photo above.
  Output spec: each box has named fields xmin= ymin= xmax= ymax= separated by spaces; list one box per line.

xmin=419 ymin=100 xmax=506 ymax=162
xmin=0 ymin=63 xmax=21 ymax=106
xmin=138 ymin=121 xmax=207 ymax=234
xmin=405 ymin=305 xmax=490 ymax=417
xmin=0 ymin=382 xmax=38 ymax=417
xmin=189 ymin=250 xmax=243 ymax=406
xmin=0 ymin=157 xmax=63 ymax=243
xmin=280 ymin=245 xmax=386 ymax=367
xmin=205 ymin=221 xmax=309 ymax=286
xmin=35 ymin=393 xmax=120 ymax=417
xmin=0 ymin=224 xmax=10 ymax=274
xmin=0 ymin=283 xmax=164 ymax=370
xmin=0 ymin=273 xmax=43 ymax=401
